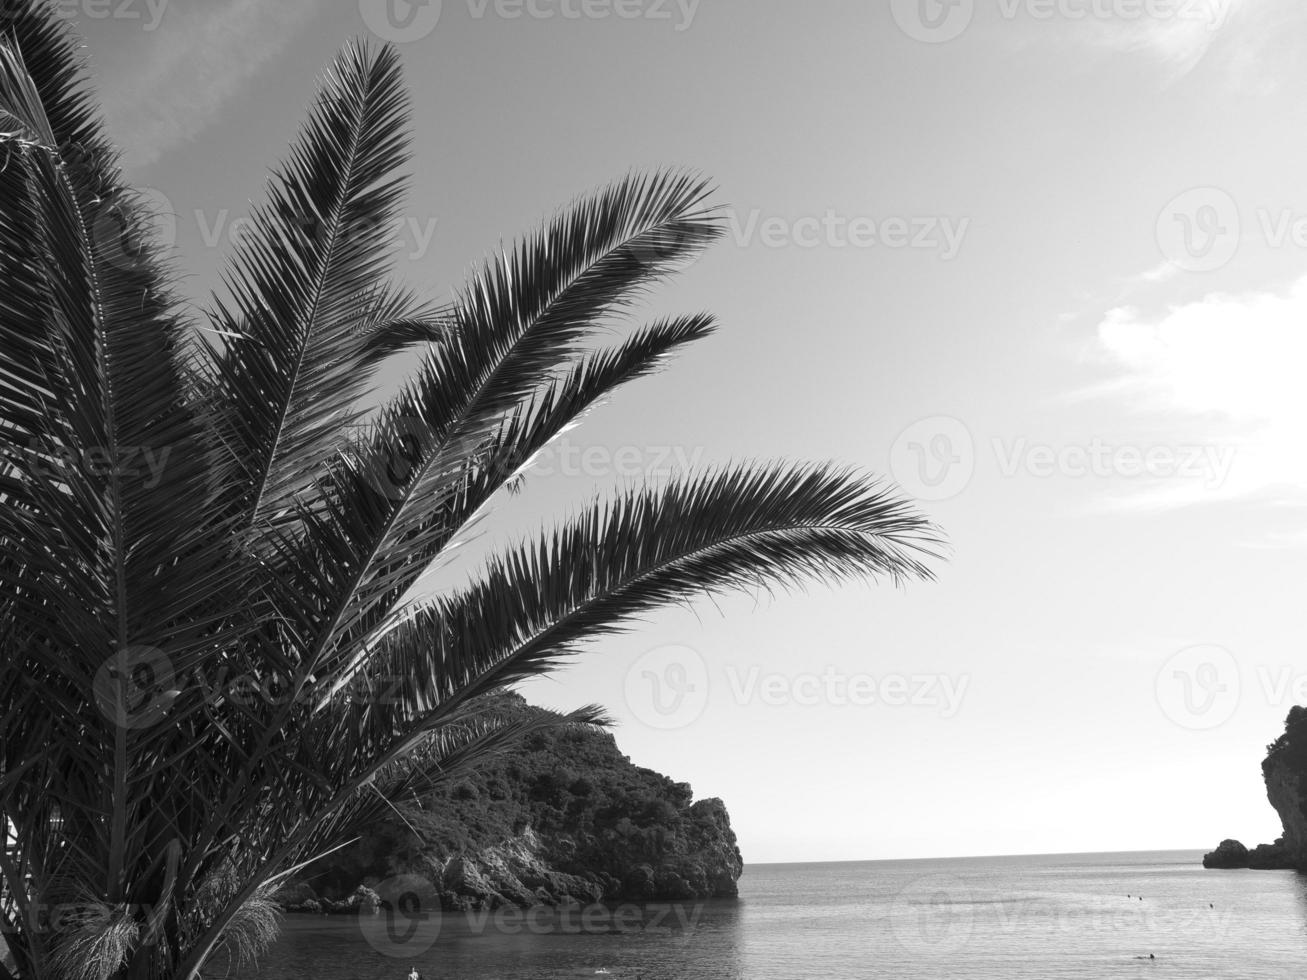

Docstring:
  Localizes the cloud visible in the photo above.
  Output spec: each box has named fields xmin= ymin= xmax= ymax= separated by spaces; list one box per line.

xmin=96 ymin=0 xmax=319 ymax=169
xmin=1213 ymin=0 xmax=1307 ymax=94
xmin=1089 ymin=275 xmax=1307 ymax=509
xmin=1076 ymin=2 xmax=1233 ymax=79
xmin=1121 ymin=0 xmax=1307 ymax=91
xmin=1131 ymin=260 xmax=1181 ymax=284
xmin=996 ymin=0 xmax=1307 ymax=88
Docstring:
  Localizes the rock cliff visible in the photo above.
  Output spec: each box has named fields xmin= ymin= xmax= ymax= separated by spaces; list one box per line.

xmin=275 ymin=698 xmax=742 ymax=911
xmin=1261 ymin=705 xmax=1307 ymax=865
xmin=1203 ymin=705 xmax=1307 ymax=871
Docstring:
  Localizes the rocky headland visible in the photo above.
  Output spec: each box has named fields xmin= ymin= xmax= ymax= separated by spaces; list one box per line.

xmin=273 ymin=697 xmax=742 ymax=912
xmin=1203 ymin=705 xmax=1307 ymax=871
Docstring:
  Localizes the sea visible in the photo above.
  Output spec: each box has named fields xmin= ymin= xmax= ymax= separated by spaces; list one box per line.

xmin=235 ymin=850 xmax=1307 ymax=979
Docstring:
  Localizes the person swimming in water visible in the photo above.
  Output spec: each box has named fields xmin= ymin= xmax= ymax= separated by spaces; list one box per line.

xmin=407 ymin=968 xmax=424 ymax=980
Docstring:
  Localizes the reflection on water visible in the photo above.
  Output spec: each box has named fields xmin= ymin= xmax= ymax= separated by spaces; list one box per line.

xmin=1289 ymin=870 xmax=1307 ymax=936
xmin=236 ymin=898 xmax=747 ymax=980
xmin=238 ymin=853 xmax=1307 ymax=980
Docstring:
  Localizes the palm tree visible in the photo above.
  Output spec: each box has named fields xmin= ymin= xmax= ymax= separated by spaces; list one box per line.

xmin=0 ymin=3 xmax=941 ymax=978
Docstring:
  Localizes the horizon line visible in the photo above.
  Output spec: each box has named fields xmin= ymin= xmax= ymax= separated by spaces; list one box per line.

xmin=745 ymin=846 xmax=1210 ymax=867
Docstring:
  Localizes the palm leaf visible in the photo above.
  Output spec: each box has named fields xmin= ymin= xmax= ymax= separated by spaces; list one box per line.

xmin=203 ymin=40 xmax=440 ymax=529
xmin=348 ymin=464 xmax=941 ymax=725
xmin=0 ymin=9 xmax=243 ymax=925
xmin=277 ymin=173 xmax=724 ymax=683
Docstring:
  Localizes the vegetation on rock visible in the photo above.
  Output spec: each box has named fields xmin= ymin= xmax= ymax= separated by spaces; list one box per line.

xmin=287 ymin=697 xmax=743 ymax=910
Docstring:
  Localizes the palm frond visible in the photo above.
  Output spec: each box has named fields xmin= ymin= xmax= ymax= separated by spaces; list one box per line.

xmin=353 ymin=282 xmax=452 ymax=369
xmin=0 ymin=40 xmax=55 ymax=144
xmin=204 ymin=40 xmax=435 ymax=527
xmin=472 ymin=312 xmax=719 ymax=493
xmin=280 ymin=174 xmax=724 ymax=679
xmin=352 ymin=464 xmax=941 ymax=720
xmin=210 ymin=895 xmax=280 ymax=973
xmin=0 ymin=25 xmax=230 ymax=657
xmin=311 ymin=312 xmax=719 ymax=674
xmin=0 ymin=0 xmax=248 ymax=930
xmin=0 ymin=2 xmax=107 ymax=152
xmin=46 ymin=902 xmax=140 ymax=980
xmin=366 ymin=702 xmax=611 ymax=809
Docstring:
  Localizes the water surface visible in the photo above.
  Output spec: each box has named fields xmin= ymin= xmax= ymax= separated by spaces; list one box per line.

xmin=238 ymin=851 xmax=1307 ymax=978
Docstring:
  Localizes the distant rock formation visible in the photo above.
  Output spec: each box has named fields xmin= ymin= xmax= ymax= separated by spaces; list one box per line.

xmin=1201 ymin=839 xmax=1248 ymax=869
xmin=1261 ymin=705 xmax=1307 ymax=866
xmin=273 ymin=697 xmax=742 ymax=912
xmin=1204 ymin=706 xmax=1307 ymax=871
xmin=1201 ymin=838 xmax=1296 ymax=870
xmin=276 ymin=882 xmax=380 ymax=915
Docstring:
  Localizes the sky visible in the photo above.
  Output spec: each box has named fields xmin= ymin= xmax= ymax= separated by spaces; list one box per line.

xmin=57 ymin=0 xmax=1307 ymax=863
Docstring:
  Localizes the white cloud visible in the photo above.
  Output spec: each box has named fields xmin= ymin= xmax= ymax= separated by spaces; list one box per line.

xmin=1132 ymin=260 xmax=1180 ymax=284
xmin=97 ymin=0 xmax=319 ymax=169
xmin=1077 ymin=5 xmax=1231 ymax=79
xmin=1091 ymin=275 xmax=1307 ymax=508
xmin=1000 ymin=0 xmax=1307 ymax=88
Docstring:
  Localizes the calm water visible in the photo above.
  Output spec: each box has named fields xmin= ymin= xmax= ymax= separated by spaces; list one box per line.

xmin=236 ymin=851 xmax=1307 ymax=979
